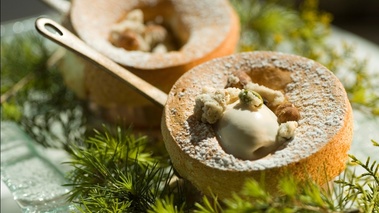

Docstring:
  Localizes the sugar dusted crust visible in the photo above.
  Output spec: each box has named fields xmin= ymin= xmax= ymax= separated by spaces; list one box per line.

xmin=68 ymin=0 xmax=240 ymax=116
xmin=71 ymin=0 xmax=236 ymax=69
xmin=162 ymin=51 xmax=353 ymax=198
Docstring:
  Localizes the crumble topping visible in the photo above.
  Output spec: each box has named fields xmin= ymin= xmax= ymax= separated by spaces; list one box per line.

xmin=194 ymin=73 xmax=299 ymax=160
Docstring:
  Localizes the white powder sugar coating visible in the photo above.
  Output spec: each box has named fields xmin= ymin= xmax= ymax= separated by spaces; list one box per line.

xmin=165 ymin=51 xmax=349 ymax=171
xmin=70 ymin=0 xmax=233 ymax=69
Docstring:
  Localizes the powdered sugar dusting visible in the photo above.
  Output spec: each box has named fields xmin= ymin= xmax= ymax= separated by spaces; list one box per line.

xmin=165 ymin=52 xmax=349 ymax=171
xmin=71 ymin=0 xmax=233 ymax=69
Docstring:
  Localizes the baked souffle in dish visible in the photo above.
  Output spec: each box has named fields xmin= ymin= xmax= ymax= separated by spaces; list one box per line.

xmin=60 ymin=0 xmax=240 ymax=126
xmin=162 ymin=51 xmax=353 ymax=198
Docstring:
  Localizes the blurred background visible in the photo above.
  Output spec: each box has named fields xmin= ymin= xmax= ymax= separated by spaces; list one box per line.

xmin=318 ymin=0 xmax=379 ymax=45
xmin=1 ymin=0 xmax=379 ymax=44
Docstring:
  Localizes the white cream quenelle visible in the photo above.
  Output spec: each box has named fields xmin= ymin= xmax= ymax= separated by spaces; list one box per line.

xmin=195 ymin=87 xmax=298 ymax=161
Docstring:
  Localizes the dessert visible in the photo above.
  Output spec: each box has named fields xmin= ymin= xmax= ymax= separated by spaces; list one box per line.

xmin=161 ymin=51 xmax=353 ymax=198
xmin=108 ymin=9 xmax=175 ymax=53
xmin=194 ymin=83 xmax=299 ymax=161
xmin=60 ymin=0 xmax=240 ymax=126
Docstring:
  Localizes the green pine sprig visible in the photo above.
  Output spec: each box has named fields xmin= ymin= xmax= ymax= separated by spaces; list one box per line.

xmin=192 ymin=150 xmax=378 ymax=213
xmin=1 ymin=31 xmax=87 ymax=151
xmin=230 ymin=0 xmax=379 ymax=115
xmin=148 ymin=196 xmax=185 ymax=213
xmin=64 ymin=126 xmax=189 ymax=212
xmin=334 ymin=140 xmax=379 ymax=213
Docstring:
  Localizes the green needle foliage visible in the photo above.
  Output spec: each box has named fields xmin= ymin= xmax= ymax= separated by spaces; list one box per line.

xmin=1 ymin=32 xmax=49 ymax=94
xmin=1 ymin=32 xmax=49 ymax=121
xmin=192 ymin=142 xmax=378 ymax=213
xmin=65 ymin=126 xmax=189 ymax=212
xmin=63 ymin=128 xmax=378 ymax=213
xmin=148 ymin=196 xmax=185 ymax=213
xmin=1 ymin=32 xmax=86 ymax=152
xmin=66 ymin=129 xmax=156 ymax=211
xmin=230 ymin=0 xmax=379 ymax=115
xmin=335 ymin=140 xmax=379 ymax=213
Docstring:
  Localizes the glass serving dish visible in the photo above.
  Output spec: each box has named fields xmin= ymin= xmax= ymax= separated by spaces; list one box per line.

xmin=1 ymin=14 xmax=77 ymax=213
xmin=1 ymin=122 xmax=75 ymax=212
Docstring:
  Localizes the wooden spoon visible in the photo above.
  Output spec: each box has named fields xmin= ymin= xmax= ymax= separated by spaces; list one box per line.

xmin=35 ymin=17 xmax=167 ymax=107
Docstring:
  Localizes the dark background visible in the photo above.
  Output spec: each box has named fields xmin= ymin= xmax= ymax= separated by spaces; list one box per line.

xmin=1 ymin=0 xmax=379 ymax=44
xmin=1 ymin=0 xmax=51 ymax=21
xmin=318 ymin=0 xmax=379 ymax=45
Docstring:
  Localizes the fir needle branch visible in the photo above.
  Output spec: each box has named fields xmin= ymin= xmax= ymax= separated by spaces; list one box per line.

xmin=64 ymin=127 xmax=183 ymax=212
xmin=0 ymin=72 xmax=34 ymax=104
xmin=230 ymin=0 xmax=379 ymax=115
xmin=2 ymin=31 xmax=86 ymax=150
xmin=148 ymin=195 xmax=185 ymax=213
xmin=348 ymin=155 xmax=379 ymax=184
xmin=334 ymin=144 xmax=379 ymax=212
xmin=1 ymin=44 xmax=65 ymax=104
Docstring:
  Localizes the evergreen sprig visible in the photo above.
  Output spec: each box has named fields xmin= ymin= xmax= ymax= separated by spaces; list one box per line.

xmin=65 ymin=126 xmax=188 ymax=212
xmin=1 ymin=32 xmax=49 ymax=120
xmin=66 ymin=129 xmax=378 ymax=213
xmin=1 ymin=31 xmax=86 ymax=151
xmin=230 ymin=0 xmax=379 ymax=115
xmin=1 ymin=32 xmax=49 ymax=94
xmin=83 ymin=126 xmax=156 ymax=166
xmin=335 ymin=140 xmax=379 ymax=213
xmin=192 ymin=141 xmax=378 ymax=213
xmin=148 ymin=196 xmax=185 ymax=213
xmin=193 ymin=176 xmax=336 ymax=212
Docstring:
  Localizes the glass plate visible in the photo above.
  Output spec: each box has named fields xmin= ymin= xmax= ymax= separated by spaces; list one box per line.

xmin=1 ymin=122 xmax=75 ymax=212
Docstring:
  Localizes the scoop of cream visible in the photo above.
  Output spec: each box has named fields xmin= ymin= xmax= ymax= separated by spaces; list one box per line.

xmin=195 ymin=86 xmax=297 ymax=160
xmin=216 ymin=101 xmax=281 ymax=160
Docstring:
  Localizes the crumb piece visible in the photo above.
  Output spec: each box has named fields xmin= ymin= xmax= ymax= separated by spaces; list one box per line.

xmin=194 ymin=88 xmax=240 ymax=124
xmin=226 ymin=75 xmax=240 ymax=88
xmin=276 ymin=121 xmax=298 ymax=143
xmin=152 ymin=43 xmax=168 ymax=53
xmin=195 ymin=94 xmax=224 ymax=124
xmin=225 ymin=87 xmax=240 ymax=103
xmin=244 ymin=82 xmax=285 ymax=109
xmin=109 ymin=30 xmax=147 ymax=51
xmin=238 ymin=89 xmax=263 ymax=110
xmin=144 ymin=24 xmax=167 ymax=49
xmin=109 ymin=9 xmax=171 ymax=52
xmin=125 ymin=9 xmax=144 ymax=23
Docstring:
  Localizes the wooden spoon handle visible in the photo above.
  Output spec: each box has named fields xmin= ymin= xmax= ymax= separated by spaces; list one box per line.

xmin=35 ymin=17 xmax=167 ymax=108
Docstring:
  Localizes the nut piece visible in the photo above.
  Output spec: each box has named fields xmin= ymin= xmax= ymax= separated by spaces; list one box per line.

xmin=226 ymin=70 xmax=252 ymax=89
xmin=109 ymin=30 xmax=145 ymax=51
xmin=275 ymin=102 xmax=300 ymax=123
